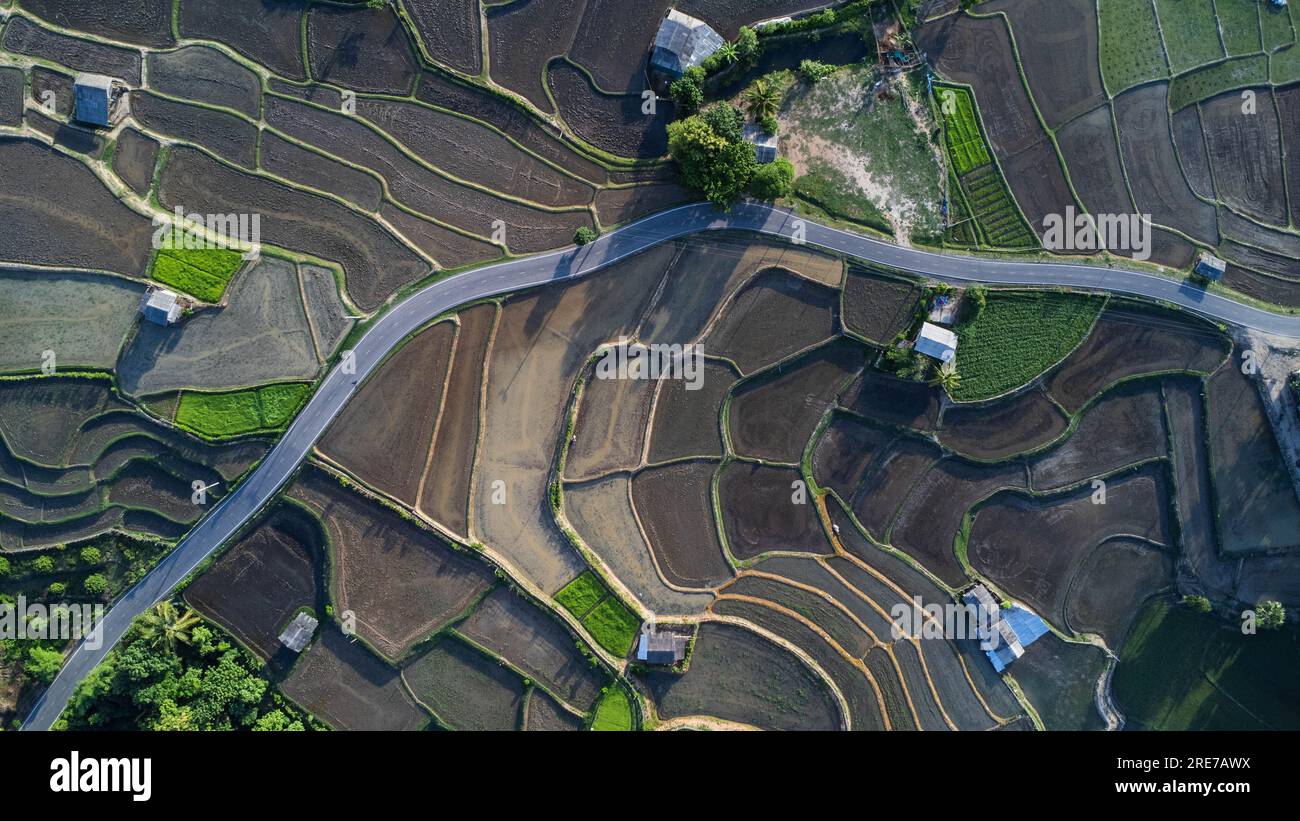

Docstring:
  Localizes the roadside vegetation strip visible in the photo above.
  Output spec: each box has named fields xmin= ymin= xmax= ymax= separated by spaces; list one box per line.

xmin=951 ymin=290 xmax=1107 ymax=402
xmin=174 ymin=382 xmax=312 ymax=439
xmin=1098 ymin=0 xmax=1170 ymax=95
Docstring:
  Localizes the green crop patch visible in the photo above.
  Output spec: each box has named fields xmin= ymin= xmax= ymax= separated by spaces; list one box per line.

xmin=1217 ymin=0 xmax=1264 ymax=57
xmin=555 ymin=570 xmax=640 ymax=656
xmin=951 ymin=290 xmax=1105 ymax=402
xmin=1155 ymin=0 xmax=1227 ymax=73
xmin=1168 ymin=53 xmax=1269 ymax=110
xmin=149 ymin=246 xmax=245 ymax=303
xmin=1099 ymin=0 xmax=1170 ymax=94
xmin=1261 ymin=1 xmax=1297 ymax=51
xmin=591 ymin=686 xmax=634 ymax=731
xmin=936 ymin=85 xmax=991 ymax=175
xmin=175 ymin=382 xmax=311 ymax=438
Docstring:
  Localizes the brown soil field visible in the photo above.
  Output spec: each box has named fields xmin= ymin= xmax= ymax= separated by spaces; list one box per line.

xmin=404 ymin=0 xmax=481 ymax=75
xmin=970 ymin=465 xmax=1173 ymax=630
xmin=1045 ymin=307 xmax=1230 ymax=413
xmin=487 ymin=0 xmax=586 ymax=112
xmin=567 ymin=0 xmax=667 ymax=94
xmin=378 ymin=202 xmax=502 ymax=270
xmin=19 ymin=0 xmax=175 ymax=48
xmin=1200 ymin=89 xmax=1289 ymax=226
xmin=289 ymin=465 xmax=496 ymax=660
xmin=132 ymin=92 xmax=259 ymax=169
xmin=183 ymin=504 xmax=323 ymax=660
xmin=354 ymin=97 xmax=595 ymax=208
xmin=705 ymin=268 xmax=840 ymax=375
xmin=105 ymin=461 xmax=204 ymax=525
xmin=415 ymin=70 xmax=608 ymax=184
xmin=1278 ymin=85 xmax=1300 ymax=226
xmin=1114 ymin=83 xmax=1219 ymax=246
xmin=547 ymin=61 xmax=671 ymax=158
xmin=418 ymin=303 xmax=496 ymax=536
xmin=454 ymin=585 xmax=607 ymax=711
xmin=728 ymin=339 xmax=865 ymax=463
xmin=146 ymin=45 xmax=262 ymax=117
xmin=27 ymin=108 xmax=105 ymax=157
xmin=916 ymin=13 xmax=1043 ymax=156
xmin=645 ymin=360 xmax=734 ymax=462
xmin=565 ymin=360 xmax=655 ymax=481
xmin=999 ymin=139 xmax=1075 ymax=244
xmin=1056 ymin=104 xmax=1135 ymax=218
xmin=260 ymin=131 xmax=384 ymax=212
xmin=1065 ymin=538 xmax=1173 ymax=646
xmin=473 ymin=244 xmax=669 ymax=593
xmin=631 ymin=460 xmax=733 ymax=588
xmin=1030 ymin=379 xmax=1167 ymax=491
xmin=265 ymin=95 xmax=592 ymax=251
xmin=595 ymin=182 xmax=696 ymax=228
xmin=983 ymin=0 xmax=1104 ymax=129
xmin=282 ymin=624 xmax=428 ymax=731
xmin=2 ymin=16 xmax=141 ymax=84
xmin=1235 ymin=554 xmax=1300 ymax=608
xmin=0 ymin=138 xmax=153 ymax=276
xmin=1146 ymin=227 xmax=1199 ymax=270
xmin=1171 ymin=105 xmax=1215 ymax=200
xmin=306 ymin=4 xmax=419 ymax=95
xmin=1217 ymin=205 xmax=1300 ymax=258
xmin=811 ymin=412 xmax=896 ymax=502
xmin=851 ymin=436 xmax=942 ymax=542
xmin=0 ymin=66 xmax=20 ymax=126
xmin=637 ymin=620 xmax=842 ymax=731
xmin=712 ymin=598 xmax=889 ymax=730
xmin=267 ymin=78 xmax=342 ymax=109
xmin=402 ymin=637 xmax=526 ymax=730
xmin=112 ymin=128 xmax=160 ymax=198
xmin=891 ymin=458 xmax=1028 ymax=587
xmin=28 ymin=66 xmax=71 ymax=118
xmin=841 ymin=265 xmax=921 ymax=345
xmin=564 ymin=474 xmax=715 ymax=614
xmin=860 ymin=644 xmax=917 ymax=731
xmin=890 ymin=639 xmax=950 ymax=730
xmin=939 ymin=385 xmax=1069 ymax=461
xmin=1206 ymin=362 xmax=1300 ymax=552
xmin=838 ymin=368 xmax=942 ymax=432
xmin=319 ymin=320 xmax=455 ymax=506
xmin=0 ymin=379 xmax=129 ymax=465
xmin=722 ymin=574 xmax=873 ymax=658
xmin=524 ymin=688 xmax=585 ymax=730
xmin=718 ymin=463 xmax=832 ymax=561
xmin=1010 ymin=634 xmax=1107 ymax=730
xmin=751 ymin=555 xmax=895 ymax=643
xmin=0 ymin=269 xmax=145 ymax=374
xmin=158 ymin=146 xmax=428 ymax=311
xmin=1220 ymin=243 xmax=1300 ymax=289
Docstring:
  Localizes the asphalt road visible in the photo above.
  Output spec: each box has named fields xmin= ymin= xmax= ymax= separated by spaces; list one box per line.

xmin=22 ymin=202 xmax=1300 ymax=730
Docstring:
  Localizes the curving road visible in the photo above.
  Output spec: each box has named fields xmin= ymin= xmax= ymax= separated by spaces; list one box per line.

xmin=22 ymin=202 xmax=1300 ymax=730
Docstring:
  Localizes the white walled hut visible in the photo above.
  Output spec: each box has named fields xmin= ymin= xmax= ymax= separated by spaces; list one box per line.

xmin=914 ymin=321 xmax=958 ymax=363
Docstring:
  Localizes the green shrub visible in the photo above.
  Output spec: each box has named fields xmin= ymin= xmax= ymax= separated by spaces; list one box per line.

xmin=799 ymin=59 xmax=837 ymax=82
xmin=669 ymin=66 xmax=705 ymax=113
xmin=32 ymin=555 xmax=55 ymax=574
xmin=748 ymin=157 xmax=794 ymax=200
xmin=48 ymin=582 xmax=67 ymax=596
xmin=83 ymin=574 xmax=109 ymax=596
xmin=0 ymin=556 xmax=9 ymax=577
xmin=573 ymin=226 xmax=599 ymax=245
xmin=80 ymin=546 xmax=102 ymax=565
xmin=25 ymin=646 xmax=64 ymax=684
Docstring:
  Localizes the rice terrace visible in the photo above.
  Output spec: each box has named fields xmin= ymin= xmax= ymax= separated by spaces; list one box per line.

xmin=0 ymin=0 xmax=1298 ymax=782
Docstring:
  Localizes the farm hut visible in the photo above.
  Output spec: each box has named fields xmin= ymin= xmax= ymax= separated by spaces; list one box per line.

xmin=72 ymin=73 xmax=125 ymax=127
xmin=637 ymin=627 xmax=688 ymax=665
xmin=278 ymin=612 xmax=319 ymax=653
xmin=962 ymin=584 xmax=1049 ymax=673
xmin=139 ymin=288 xmax=182 ymax=326
xmin=743 ymin=125 xmax=779 ymax=164
xmin=914 ymin=321 xmax=958 ymax=362
xmin=649 ymin=9 xmax=725 ymax=80
xmin=1194 ymin=252 xmax=1227 ymax=281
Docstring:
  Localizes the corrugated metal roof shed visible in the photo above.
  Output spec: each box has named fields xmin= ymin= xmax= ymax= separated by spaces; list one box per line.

xmin=649 ymin=9 xmax=724 ymax=78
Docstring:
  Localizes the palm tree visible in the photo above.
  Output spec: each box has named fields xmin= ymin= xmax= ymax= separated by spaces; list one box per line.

xmin=136 ymin=601 xmax=202 ymax=653
xmin=742 ymin=79 xmax=782 ymax=121
xmin=929 ymin=359 xmax=961 ymax=393
xmin=716 ymin=42 xmax=738 ymax=65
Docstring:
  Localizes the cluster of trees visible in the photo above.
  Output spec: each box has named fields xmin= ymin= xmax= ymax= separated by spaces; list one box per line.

xmin=1181 ymin=594 xmax=1287 ymax=631
xmin=666 ymin=103 xmax=793 ymax=207
xmin=59 ymin=601 xmax=313 ymax=731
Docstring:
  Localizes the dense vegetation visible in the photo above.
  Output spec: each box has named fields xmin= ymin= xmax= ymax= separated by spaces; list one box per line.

xmin=149 ymin=246 xmax=245 ymax=303
xmin=951 ymin=290 xmax=1105 ymax=401
xmin=555 ymin=571 xmax=640 ymax=656
xmin=590 ymin=685 xmax=634 ymax=730
xmin=175 ymin=382 xmax=312 ymax=438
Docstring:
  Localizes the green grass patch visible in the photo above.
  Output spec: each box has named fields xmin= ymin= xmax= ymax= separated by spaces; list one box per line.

xmin=148 ymin=246 xmax=244 ymax=303
xmin=936 ymin=85 xmax=990 ymax=175
xmin=580 ymin=596 xmax=641 ymax=657
xmin=1260 ymin=0 xmax=1296 ymax=51
xmin=1113 ymin=598 xmax=1300 ymax=730
xmin=1271 ymin=42 xmax=1300 ymax=83
xmin=590 ymin=686 xmax=634 ymax=731
xmin=1217 ymin=0 xmax=1263 ymax=56
xmin=554 ymin=570 xmax=606 ymax=620
xmin=950 ymin=290 xmax=1105 ymax=401
xmin=1099 ymin=0 xmax=1170 ymax=94
xmin=1155 ymin=0 xmax=1227 ymax=73
xmin=175 ymin=382 xmax=311 ymax=438
xmin=1168 ymin=53 xmax=1269 ymax=110
xmin=794 ymin=162 xmax=893 ymax=236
